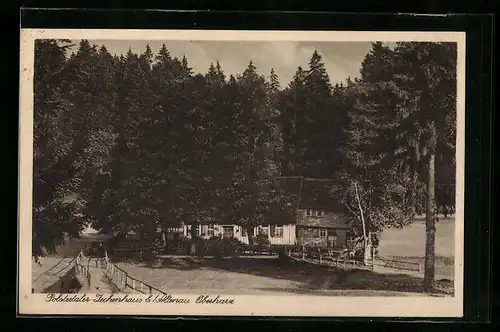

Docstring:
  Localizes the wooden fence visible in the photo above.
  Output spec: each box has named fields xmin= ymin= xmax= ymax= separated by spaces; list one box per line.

xmin=287 ymin=248 xmax=373 ymax=270
xmin=375 ymin=258 xmax=423 ymax=273
xmin=287 ymin=248 xmax=424 ymax=274
xmin=103 ymin=251 xmax=166 ymax=295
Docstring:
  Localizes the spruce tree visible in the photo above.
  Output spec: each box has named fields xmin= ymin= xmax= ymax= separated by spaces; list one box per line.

xmin=391 ymin=42 xmax=457 ymax=292
xmin=339 ymin=42 xmax=422 ymax=263
xmin=33 ymin=39 xmax=85 ymax=259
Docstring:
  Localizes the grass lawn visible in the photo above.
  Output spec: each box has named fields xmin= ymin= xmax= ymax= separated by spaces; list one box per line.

xmin=114 ymin=256 xmax=453 ymax=296
xmin=378 ymin=217 xmax=455 ymax=280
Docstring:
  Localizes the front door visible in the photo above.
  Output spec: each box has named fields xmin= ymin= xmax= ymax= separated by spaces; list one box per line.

xmin=223 ymin=226 xmax=234 ymax=238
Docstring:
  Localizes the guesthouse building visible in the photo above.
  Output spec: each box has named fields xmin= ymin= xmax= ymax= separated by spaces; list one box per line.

xmin=160 ymin=176 xmax=352 ymax=249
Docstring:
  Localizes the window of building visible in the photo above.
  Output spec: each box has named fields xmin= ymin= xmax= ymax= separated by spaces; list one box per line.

xmin=305 ymin=209 xmax=325 ymax=217
xmin=207 ymin=224 xmax=215 ymax=237
xmin=316 ymin=210 xmax=325 ymax=217
xmin=275 ymin=226 xmax=284 ymax=238
xmin=222 ymin=226 xmax=234 ymax=238
xmin=270 ymin=225 xmax=284 ymax=238
xmin=313 ymin=229 xmax=320 ymax=238
xmin=319 ymin=228 xmax=328 ymax=237
xmin=242 ymin=227 xmax=247 ymax=237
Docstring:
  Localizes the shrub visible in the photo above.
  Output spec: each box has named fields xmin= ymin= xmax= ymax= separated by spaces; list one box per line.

xmin=164 ymin=235 xmax=191 ymax=255
xmin=141 ymin=247 xmax=157 ymax=262
xmin=203 ymin=236 xmax=222 ymax=257
xmin=251 ymin=233 xmax=271 ymax=253
xmin=203 ymin=236 xmax=247 ymax=258
xmin=221 ymin=237 xmax=247 ymax=256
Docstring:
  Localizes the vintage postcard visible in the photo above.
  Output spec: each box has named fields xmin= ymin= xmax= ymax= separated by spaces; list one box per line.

xmin=18 ymin=29 xmax=465 ymax=317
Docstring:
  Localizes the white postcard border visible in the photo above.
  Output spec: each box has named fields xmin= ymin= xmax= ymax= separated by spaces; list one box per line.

xmin=18 ymin=28 xmax=466 ymax=317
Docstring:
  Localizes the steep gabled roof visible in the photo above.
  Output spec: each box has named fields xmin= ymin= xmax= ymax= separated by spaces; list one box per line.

xmin=299 ymin=178 xmax=341 ymax=210
xmin=277 ymin=176 xmax=342 ymax=211
xmin=277 ymin=176 xmax=350 ymax=228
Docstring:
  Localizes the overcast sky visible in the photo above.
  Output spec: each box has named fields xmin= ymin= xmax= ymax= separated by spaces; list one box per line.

xmin=70 ymin=40 xmax=378 ymax=88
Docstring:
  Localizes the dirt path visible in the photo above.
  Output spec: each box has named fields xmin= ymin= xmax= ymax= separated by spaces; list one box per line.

xmin=85 ymin=258 xmax=121 ymax=294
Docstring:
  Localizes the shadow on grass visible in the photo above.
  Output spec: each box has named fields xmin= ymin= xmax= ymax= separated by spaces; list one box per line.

xmin=42 ymin=266 xmax=83 ymax=294
xmin=255 ymin=287 xmax=428 ymax=297
xmin=114 ymin=255 xmax=204 ymax=271
xmin=114 ymin=256 xmax=454 ymax=295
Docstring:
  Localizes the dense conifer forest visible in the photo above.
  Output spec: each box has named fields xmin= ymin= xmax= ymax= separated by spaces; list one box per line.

xmin=33 ymin=40 xmax=457 ymax=288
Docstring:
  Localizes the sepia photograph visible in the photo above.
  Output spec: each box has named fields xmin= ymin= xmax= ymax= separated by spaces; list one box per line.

xmin=18 ymin=29 xmax=465 ymax=317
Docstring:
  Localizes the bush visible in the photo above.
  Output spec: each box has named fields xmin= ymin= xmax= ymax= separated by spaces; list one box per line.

xmin=204 ymin=236 xmax=223 ymax=257
xmin=165 ymin=235 xmax=191 ymax=255
xmin=221 ymin=237 xmax=247 ymax=256
xmin=203 ymin=236 xmax=247 ymax=257
xmin=250 ymin=233 xmax=271 ymax=253
xmin=141 ymin=247 xmax=157 ymax=262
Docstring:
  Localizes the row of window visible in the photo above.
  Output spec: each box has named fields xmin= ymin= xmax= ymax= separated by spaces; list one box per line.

xmin=187 ymin=225 xmax=286 ymax=238
xmin=191 ymin=224 xmax=215 ymax=237
xmin=255 ymin=225 xmax=284 ymax=238
xmin=312 ymin=228 xmax=337 ymax=238
xmin=305 ymin=209 xmax=326 ymax=217
xmin=186 ymin=225 xmax=336 ymax=239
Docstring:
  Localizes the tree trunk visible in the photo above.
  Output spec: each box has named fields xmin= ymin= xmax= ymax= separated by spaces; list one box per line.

xmin=190 ymin=224 xmax=198 ymax=255
xmin=161 ymin=228 xmax=167 ymax=253
xmin=353 ymin=181 xmax=370 ymax=263
xmin=424 ymin=123 xmax=437 ymax=292
xmin=364 ymin=232 xmax=373 ymax=266
xmin=246 ymin=226 xmax=254 ymax=247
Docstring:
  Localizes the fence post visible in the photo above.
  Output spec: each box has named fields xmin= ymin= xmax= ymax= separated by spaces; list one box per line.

xmin=319 ymin=252 xmax=322 ymax=264
xmin=132 ymin=279 xmax=136 ymax=293
xmin=149 ymin=285 xmax=152 ymax=294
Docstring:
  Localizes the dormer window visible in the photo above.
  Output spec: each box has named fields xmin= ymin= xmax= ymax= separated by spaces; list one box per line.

xmin=305 ymin=209 xmax=325 ymax=217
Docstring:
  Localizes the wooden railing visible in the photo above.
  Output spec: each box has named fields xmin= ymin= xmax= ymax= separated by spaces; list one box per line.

xmin=287 ymin=248 xmax=373 ymax=270
xmin=376 ymin=258 xmax=423 ymax=273
xmin=103 ymin=251 xmax=166 ymax=295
